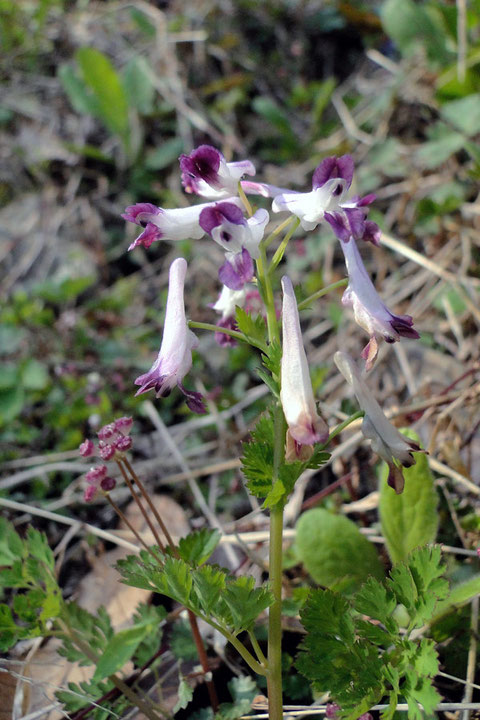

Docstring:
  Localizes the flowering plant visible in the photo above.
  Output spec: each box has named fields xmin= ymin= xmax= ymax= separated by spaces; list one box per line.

xmin=4 ymin=146 xmax=458 ymax=720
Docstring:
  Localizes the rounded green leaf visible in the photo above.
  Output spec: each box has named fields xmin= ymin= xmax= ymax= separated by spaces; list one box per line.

xmin=295 ymin=508 xmax=384 ymax=594
xmin=379 ymin=429 xmax=438 ymax=565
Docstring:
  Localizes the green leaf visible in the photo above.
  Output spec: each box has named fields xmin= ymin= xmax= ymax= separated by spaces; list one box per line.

xmin=93 ymin=623 xmax=151 ymax=680
xmin=21 ymin=359 xmax=49 ymax=390
xmin=0 ymin=363 xmax=20 ymax=390
xmin=412 ymin=638 xmax=439 ymax=678
xmin=170 ymin=620 xmax=198 ymax=661
xmin=173 ymin=676 xmax=194 ymax=714
xmin=0 ymin=518 xmax=24 ymax=565
xmin=132 ymin=603 xmax=166 ymax=667
xmin=441 ymin=94 xmax=480 ymax=136
xmin=0 ymin=325 xmax=27 ymax=356
xmin=381 ymin=0 xmax=451 ymax=65
xmin=0 ymin=385 xmax=24 ymax=423
xmin=297 ymin=589 xmax=384 ymax=713
xmin=433 ymin=574 xmax=480 ymax=620
xmin=0 ymin=605 xmax=19 ymax=652
xmin=252 ymin=97 xmax=295 ymax=138
xmin=75 ymin=48 xmax=129 ymax=140
xmin=58 ymin=64 xmax=100 ymax=116
xmin=58 ymin=604 xmax=113 ymax=665
xmin=416 ymin=123 xmax=465 ymax=168
xmin=379 ymin=430 xmax=438 ymax=564
xmin=222 ymin=576 xmax=273 ymax=631
xmin=354 ymin=577 xmax=398 ymax=635
xmin=122 ymin=56 xmax=155 ymax=114
xmin=145 ymin=138 xmax=185 ymax=171
xmin=177 ymin=528 xmax=221 ymax=567
xmin=295 ymin=509 xmax=384 ymax=594
xmin=235 ymin=307 xmax=267 ymax=346
xmin=193 ymin=564 xmax=227 ymax=615
xmin=241 ymin=411 xmax=275 ymax=498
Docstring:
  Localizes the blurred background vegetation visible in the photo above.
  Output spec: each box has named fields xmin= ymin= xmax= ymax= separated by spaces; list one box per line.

xmin=1 ymin=0 xmax=479 ymax=508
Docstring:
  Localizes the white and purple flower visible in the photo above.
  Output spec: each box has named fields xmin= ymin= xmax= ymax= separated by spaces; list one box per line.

xmin=134 ymin=257 xmax=205 ymax=414
xmin=339 ymin=236 xmax=419 ymax=370
xmin=122 ymin=198 xmax=243 ymax=251
xmin=272 ymin=154 xmax=380 ymax=242
xmin=334 ymin=351 xmax=424 ymax=494
xmin=281 ymin=276 xmax=329 ymax=459
xmin=211 ymin=284 xmax=246 ymax=347
xmin=199 ymin=202 xmax=269 ymax=290
xmin=179 ymin=145 xmax=256 ymax=199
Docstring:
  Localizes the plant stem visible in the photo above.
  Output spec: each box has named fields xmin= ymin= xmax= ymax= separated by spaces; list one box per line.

xmin=268 ymin=218 xmax=300 ymax=275
xmin=116 ymin=460 xmax=166 ymax=552
xmin=122 ymin=458 xmax=220 ymax=712
xmin=256 ymin=252 xmax=279 ymax=345
xmin=267 ymin=403 xmax=287 ymax=720
xmin=263 ymin=216 xmax=296 ymax=250
xmin=321 ymin=410 xmax=364 ymax=446
xmin=188 ymin=320 xmax=267 ymax=353
xmin=297 ymin=278 xmax=348 ymax=311
xmin=248 ymin=629 xmax=268 ymax=667
xmin=106 ymin=495 xmax=160 ymax=561
xmin=238 ymin=182 xmax=253 ymax=217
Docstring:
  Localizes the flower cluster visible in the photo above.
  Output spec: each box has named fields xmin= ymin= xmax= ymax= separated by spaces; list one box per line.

xmin=79 ymin=417 xmax=133 ymax=502
xmin=122 ymin=145 xmax=421 ymax=474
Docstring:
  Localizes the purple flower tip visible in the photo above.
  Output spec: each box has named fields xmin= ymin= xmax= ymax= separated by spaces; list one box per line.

xmin=178 ymin=384 xmax=207 ymax=414
xmin=180 ymin=145 xmax=221 ymax=191
xmin=312 ymin=154 xmax=354 ymax=191
xmin=122 ymin=203 xmax=159 ymax=224
xmin=390 ymin=315 xmax=420 ymax=340
xmin=199 ymin=202 xmax=245 ymax=235
xmin=215 ymin=317 xmax=238 ymax=347
xmin=218 ymin=248 xmax=254 ymax=290
xmin=99 ymin=442 xmax=116 ymax=461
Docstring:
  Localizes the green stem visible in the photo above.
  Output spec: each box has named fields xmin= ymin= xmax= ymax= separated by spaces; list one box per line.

xmin=263 ymin=216 xmax=296 ymax=250
xmin=267 ymin=403 xmax=287 ymax=720
xmin=238 ymin=182 xmax=253 ymax=217
xmin=268 ymin=218 xmax=300 ymax=275
xmin=256 ymin=252 xmax=279 ymax=345
xmin=248 ymin=629 xmax=269 ymax=668
xmin=189 ymin=320 xmax=267 ymax=353
xmin=320 ymin=410 xmax=364 ymax=447
xmin=297 ymin=278 xmax=348 ymax=311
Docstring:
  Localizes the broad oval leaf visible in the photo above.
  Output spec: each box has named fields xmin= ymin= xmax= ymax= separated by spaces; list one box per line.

xmin=379 ymin=429 xmax=439 ymax=565
xmin=295 ymin=508 xmax=384 ymax=594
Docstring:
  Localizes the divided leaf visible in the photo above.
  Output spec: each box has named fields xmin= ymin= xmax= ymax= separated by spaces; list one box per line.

xmin=235 ymin=307 xmax=266 ymax=346
xmin=178 ymin=528 xmax=221 ymax=567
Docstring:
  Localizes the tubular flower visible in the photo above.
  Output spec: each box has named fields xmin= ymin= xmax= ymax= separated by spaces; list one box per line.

xmin=280 ymin=276 xmax=329 ymax=459
xmin=339 ymin=236 xmax=419 ymax=370
xmin=211 ymin=284 xmax=247 ymax=347
xmin=334 ymin=351 xmax=424 ymax=494
xmin=199 ymin=202 xmax=269 ymax=290
xmin=122 ymin=198 xmax=242 ymax=251
xmin=134 ymin=258 xmax=205 ymax=414
xmin=179 ymin=145 xmax=256 ymax=199
xmin=272 ymin=155 xmax=379 ymax=241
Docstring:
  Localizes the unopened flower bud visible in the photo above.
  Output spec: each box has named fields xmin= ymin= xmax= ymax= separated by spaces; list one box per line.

xmin=85 ymin=465 xmax=108 ymax=484
xmin=100 ymin=476 xmax=116 ymax=492
xmin=84 ymin=485 xmax=98 ymax=503
xmin=99 ymin=443 xmax=116 ymax=461
xmin=115 ymin=436 xmax=132 ymax=453
xmin=114 ymin=416 xmax=133 ymax=435
xmin=79 ymin=439 xmax=95 ymax=457
xmin=98 ymin=423 xmax=116 ymax=441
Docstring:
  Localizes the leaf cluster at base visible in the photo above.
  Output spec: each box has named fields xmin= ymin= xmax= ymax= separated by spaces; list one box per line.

xmin=241 ymin=408 xmax=330 ymax=507
xmin=296 ymin=546 xmax=449 ymax=720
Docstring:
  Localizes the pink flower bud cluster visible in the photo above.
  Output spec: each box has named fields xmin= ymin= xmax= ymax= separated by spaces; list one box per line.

xmin=78 ymin=417 xmax=133 ymax=502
